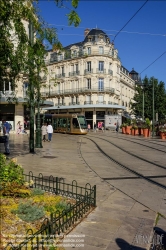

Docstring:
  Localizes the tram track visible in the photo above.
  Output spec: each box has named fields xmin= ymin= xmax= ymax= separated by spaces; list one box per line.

xmin=76 ymin=135 xmax=166 ymax=221
xmin=82 ymin=136 xmax=166 ymax=191
xmin=112 ymin=132 xmax=166 ymax=147
xmin=88 ymin=135 xmax=166 ymax=171
xmin=103 ymin=133 xmax=166 ymax=153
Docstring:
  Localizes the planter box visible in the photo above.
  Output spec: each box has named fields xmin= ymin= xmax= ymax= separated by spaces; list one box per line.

xmin=143 ymin=128 xmax=149 ymax=137
xmin=126 ymin=126 xmax=132 ymax=135
xmin=122 ymin=127 xmax=126 ymax=134
xmin=131 ymin=129 xmax=135 ymax=136
xmin=160 ymin=132 xmax=166 ymax=139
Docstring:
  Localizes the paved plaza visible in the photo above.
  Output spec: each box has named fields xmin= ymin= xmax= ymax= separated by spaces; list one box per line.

xmin=0 ymin=132 xmax=166 ymax=250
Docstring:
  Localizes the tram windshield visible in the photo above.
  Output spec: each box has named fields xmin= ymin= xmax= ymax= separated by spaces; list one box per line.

xmin=77 ymin=116 xmax=87 ymax=129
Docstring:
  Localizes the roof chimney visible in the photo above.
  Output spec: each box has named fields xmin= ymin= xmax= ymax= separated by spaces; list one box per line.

xmin=84 ymin=28 xmax=90 ymax=37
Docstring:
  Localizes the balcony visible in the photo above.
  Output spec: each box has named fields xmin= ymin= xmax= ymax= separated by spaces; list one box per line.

xmin=69 ymin=102 xmax=76 ymax=106
xmin=40 ymin=87 xmax=115 ymax=98
xmin=55 ymin=73 xmax=65 ymax=78
xmin=108 ymin=69 xmax=113 ymax=75
xmin=0 ymin=91 xmax=15 ymax=98
xmin=84 ymin=69 xmax=93 ymax=75
xmin=96 ymin=69 xmax=106 ymax=74
xmin=84 ymin=101 xmax=93 ymax=105
xmin=96 ymin=101 xmax=106 ymax=104
xmin=47 ymin=50 xmax=120 ymax=64
xmin=69 ymin=71 xmax=80 ymax=77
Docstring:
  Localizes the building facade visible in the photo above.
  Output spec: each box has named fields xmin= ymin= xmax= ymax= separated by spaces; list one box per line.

xmin=0 ymin=28 xmax=138 ymax=130
xmin=42 ymin=28 xmax=137 ymax=128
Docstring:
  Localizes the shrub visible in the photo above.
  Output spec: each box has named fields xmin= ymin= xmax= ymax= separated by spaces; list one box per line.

xmin=31 ymin=188 xmax=45 ymax=196
xmin=0 ymin=154 xmax=25 ymax=186
xmin=11 ymin=200 xmax=45 ymax=222
xmin=0 ymin=182 xmax=31 ymax=197
xmin=55 ymin=201 xmax=68 ymax=211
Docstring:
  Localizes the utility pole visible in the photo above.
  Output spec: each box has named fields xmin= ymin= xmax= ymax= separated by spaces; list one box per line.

xmin=152 ymin=77 xmax=155 ymax=137
xmin=29 ymin=21 xmax=35 ymax=153
xmin=142 ymin=88 xmax=144 ymax=121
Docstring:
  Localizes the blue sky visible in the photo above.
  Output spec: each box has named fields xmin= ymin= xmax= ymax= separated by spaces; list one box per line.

xmin=38 ymin=0 xmax=166 ymax=86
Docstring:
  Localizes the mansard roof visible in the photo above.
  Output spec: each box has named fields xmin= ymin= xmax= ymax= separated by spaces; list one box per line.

xmin=83 ymin=28 xmax=110 ymax=43
xmin=63 ymin=28 xmax=110 ymax=50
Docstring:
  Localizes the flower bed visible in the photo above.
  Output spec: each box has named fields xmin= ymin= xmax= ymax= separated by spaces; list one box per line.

xmin=0 ymin=154 xmax=96 ymax=249
xmin=1 ymin=191 xmax=73 ymax=249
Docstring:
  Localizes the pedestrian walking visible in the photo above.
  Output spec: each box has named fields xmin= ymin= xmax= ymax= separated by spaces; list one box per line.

xmin=16 ymin=121 xmax=22 ymax=134
xmin=101 ymin=122 xmax=104 ymax=132
xmin=2 ymin=119 xmax=11 ymax=155
xmin=116 ymin=121 xmax=119 ymax=133
xmin=47 ymin=122 xmax=53 ymax=142
xmin=94 ymin=122 xmax=97 ymax=132
xmin=87 ymin=124 xmax=91 ymax=132
xmin=41 ymin=123 xmax=47 ymax=142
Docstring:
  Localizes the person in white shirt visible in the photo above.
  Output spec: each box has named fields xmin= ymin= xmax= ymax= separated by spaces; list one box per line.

xmin=47 ymin=123 xmax=53 ymax=142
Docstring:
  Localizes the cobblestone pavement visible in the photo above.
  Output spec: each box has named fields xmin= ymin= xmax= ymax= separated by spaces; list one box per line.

xmin=1 ymin=132 xmax=166 ymax=250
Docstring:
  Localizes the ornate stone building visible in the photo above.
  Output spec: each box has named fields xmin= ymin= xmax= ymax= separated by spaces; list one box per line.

xmin=0 ymin=27 xmax=138 ymax=130
xmin=42 ymin=28 xmax=137 ymax=128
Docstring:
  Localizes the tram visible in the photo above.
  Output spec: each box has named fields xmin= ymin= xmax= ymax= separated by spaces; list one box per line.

xmin=38 ymin=114 xmax=87 ymax=135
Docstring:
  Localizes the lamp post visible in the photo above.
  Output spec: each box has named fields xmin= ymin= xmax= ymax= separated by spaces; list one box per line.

xmin=152 ymin=77 xmax=155 ymax=137
xmin=138 ymin=78 xmax=145 ymax=121
xmin=35 ymin=67 xmax=43 ymax=148
xmin=57 ymin=106 xmax=60 ymax=114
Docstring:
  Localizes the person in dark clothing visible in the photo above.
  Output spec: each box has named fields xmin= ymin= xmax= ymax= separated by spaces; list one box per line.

xmin=2 ymin=119 xmax=11 ymax=155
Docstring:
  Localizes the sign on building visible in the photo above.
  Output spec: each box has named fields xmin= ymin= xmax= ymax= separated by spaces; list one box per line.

xmin=105 ymin=115 xmax=122 ymax=129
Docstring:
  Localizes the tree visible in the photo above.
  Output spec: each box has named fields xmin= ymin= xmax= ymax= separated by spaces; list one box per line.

xmin=0 ymin=0 xmax=81 ymax=152
xmin=130 ymin=77 xmax=166 ymax=121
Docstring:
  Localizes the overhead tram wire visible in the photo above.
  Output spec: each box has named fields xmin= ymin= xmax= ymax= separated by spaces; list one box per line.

xmin=112 ymin=0 xmax=149 ymax=43
xmin=140 ymin=51 xmax=166 ymax=74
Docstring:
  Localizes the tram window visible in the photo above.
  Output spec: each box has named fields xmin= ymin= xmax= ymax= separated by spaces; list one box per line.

xmin=57 ymin=118 xmax=67 ymax=127
xmin=67 ymin=119 xmax=70 ymax=131
xmin=72 ymin=118 xmax=79 ymax=128
xmin=77 ymin=116 xmax=87 ymax=129
xmin=62 ymin=118 xmax=67 ymax=128
xmin=53 ymin=118 xmax=57 ymax=129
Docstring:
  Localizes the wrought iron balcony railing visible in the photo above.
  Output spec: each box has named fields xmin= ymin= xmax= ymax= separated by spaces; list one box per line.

xmin=84 ymin=69 xmax=93 ymax=74
xmin=84 ymin=101 xmax=93 ymax=105
xmin=40 ymin=87 xmax=115 ymax=97
xmin=46 ymin=50 xmax=120 ymax=64
xmin=69 ymin=71 xmax=80 ymax=77
xmin=96 ymin=69 xmax=106 ymax=74
xmin=96 ymin=101 xmax=106 ymax=104
xmin=0 ymin=91 xmax=15 ymax=98
xmin=55 ymin=73 xmax=65 ymax=78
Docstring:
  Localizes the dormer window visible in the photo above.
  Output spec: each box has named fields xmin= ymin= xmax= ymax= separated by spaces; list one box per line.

xmin=73 ymin=50 xmax=77 ymax=57
xmin=88 ymin=36 xmax=92 ymax=42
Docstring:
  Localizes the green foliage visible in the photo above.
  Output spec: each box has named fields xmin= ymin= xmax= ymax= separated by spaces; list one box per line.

xmin=131 ymin=77 xmax=166 ymax=121
xmin=11 ymin=200 xmax=45 ymax=222
xmin=0 ymin=154 xmax=25 ymax=186
xmin=0 ymin=182 xmax=31 ymax=197
xmin=67 ymin=11 xmax=81 ymax=27
xmin=55 ymin=201 xmax=68 ymax=211
xmin=126 ymin=118 xmax=132 ymax=126
xmin=0 ymin=0 xmax=81 ymax=98
xmin=31 ymin=188 xmax=45 ymax=196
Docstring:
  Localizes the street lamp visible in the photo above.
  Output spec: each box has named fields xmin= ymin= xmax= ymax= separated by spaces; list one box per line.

xmin=35 ymin=66 xmax=43 ymax=148
xmin=137 ymin=78 xmax=145 ymax=121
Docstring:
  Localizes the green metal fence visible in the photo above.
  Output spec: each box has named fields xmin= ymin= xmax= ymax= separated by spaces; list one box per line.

xmin=4 ymin=171 xmax=96 ymax=249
